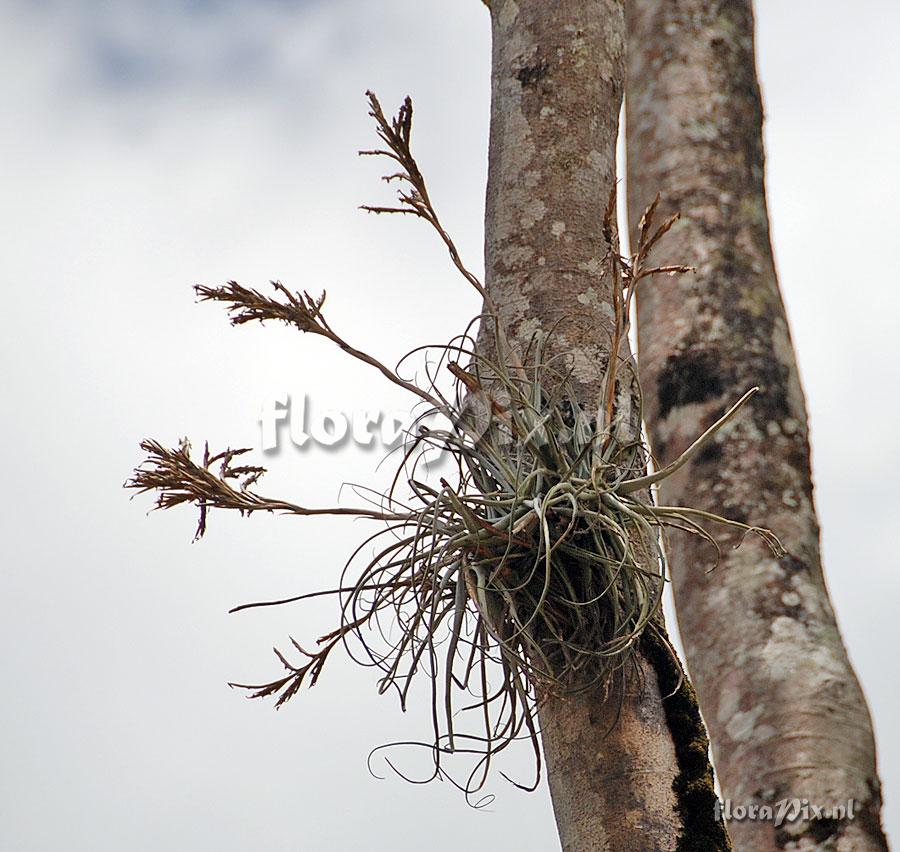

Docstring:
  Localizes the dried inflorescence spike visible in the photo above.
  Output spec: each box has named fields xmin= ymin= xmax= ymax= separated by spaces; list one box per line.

xmin=195 ymin=281 xmax=327 ymax=334
xmin=128 ymin=439 xmax=263 ymax=540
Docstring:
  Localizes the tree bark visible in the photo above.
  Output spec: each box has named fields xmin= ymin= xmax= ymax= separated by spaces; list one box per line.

xmin=625 ymin=2 xmax=887 ymax=849
xmin=483 ymin=2 xmax=728 ymax=849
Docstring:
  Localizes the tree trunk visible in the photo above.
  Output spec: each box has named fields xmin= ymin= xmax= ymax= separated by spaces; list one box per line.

xmin=625 ymin=2 xmax=887 ymax=849
xmin=483 ymin=2 xmax=728 ymax=849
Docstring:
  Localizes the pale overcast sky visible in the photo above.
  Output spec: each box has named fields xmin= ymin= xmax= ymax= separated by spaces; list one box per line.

xmin=2 ymin=1 xmax=898 ymax=850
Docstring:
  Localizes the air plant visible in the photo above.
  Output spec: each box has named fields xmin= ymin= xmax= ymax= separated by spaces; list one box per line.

xmin=127 ymin=92 xmax=782 ymax=801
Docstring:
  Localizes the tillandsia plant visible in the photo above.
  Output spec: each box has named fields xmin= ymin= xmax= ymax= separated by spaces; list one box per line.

xmin=128 ymin=92 xmax=783 ymax=800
